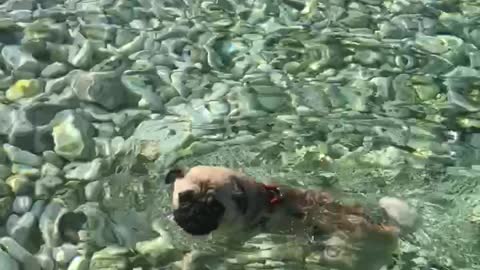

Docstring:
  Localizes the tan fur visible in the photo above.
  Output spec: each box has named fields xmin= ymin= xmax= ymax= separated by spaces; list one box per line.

xmin=170 ymin=166 xmax=415 ymax=270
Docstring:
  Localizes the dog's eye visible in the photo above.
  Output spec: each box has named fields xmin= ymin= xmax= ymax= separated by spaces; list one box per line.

xmin=165 ymin=168 xmax=185 ymax=184
xmin=178 ymin=190 xmax=195 ymax=202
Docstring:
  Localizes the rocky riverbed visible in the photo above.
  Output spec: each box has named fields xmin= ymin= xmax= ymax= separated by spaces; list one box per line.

xmin=1 ymin=0 xmax=480 ymax=269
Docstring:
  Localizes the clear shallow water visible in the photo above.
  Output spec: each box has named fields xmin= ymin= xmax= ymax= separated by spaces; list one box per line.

xmin=1 ymin=0 xmax=480 ymax=269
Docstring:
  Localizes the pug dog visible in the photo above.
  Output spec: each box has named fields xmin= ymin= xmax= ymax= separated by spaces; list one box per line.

xmin=166 ymin=165 xmax=418 ymax=270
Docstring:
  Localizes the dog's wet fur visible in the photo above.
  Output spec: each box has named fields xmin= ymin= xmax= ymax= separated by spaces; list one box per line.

xmin=166 ymin=165 xmax=418 ymax=270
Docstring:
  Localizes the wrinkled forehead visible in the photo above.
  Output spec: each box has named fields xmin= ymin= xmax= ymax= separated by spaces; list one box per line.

xmin=172 ymin=177 xmax=200 ymax=194
xmin=186 ymin=166 xmax=241 ymax=186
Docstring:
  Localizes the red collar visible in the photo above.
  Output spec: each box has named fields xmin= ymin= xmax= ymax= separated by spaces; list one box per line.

xmin=262 ymin=184 xmax=284 ymax=209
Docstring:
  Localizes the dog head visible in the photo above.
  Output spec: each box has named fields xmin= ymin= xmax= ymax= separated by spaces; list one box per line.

xmin=165 ymin=166 xmax=255 ymax=236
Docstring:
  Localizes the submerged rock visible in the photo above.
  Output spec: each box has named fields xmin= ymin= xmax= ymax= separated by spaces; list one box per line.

xmin=0 ymin=104 xmax=14 ymax=136
xmin=379 ymin=197 xmax=419 ymax=232
xmin=7 ymin=109 xmax=54 ymax=154
xmin=5 ymin=79 xmax=43 ymax=101
xmin=41 ymin=163 xmax=62 ymax=177
xmin=0 ymin=164 xmax=12 ymax=180
xmin=51 ymin=110 xmax=96 ymax=161
xmin=12 ymin=161 xmax=40 ymax=177
xmin=39 ymin=200 xmax=66 ymax=247
xmin=64 ymin=158 xmax=105 ymax=181
xmin=5 ymin=174 xmax=33 ymax=195
xmin=0 ymin=181 xmax=12 ymax=197
xmin=89 ymin=246 xmax=129 ymax=270
xmin=11 ymin=163 xmax=40 ymax=177
xmin=52 ymin=243 xmax=79 ymax=265
xmin=42 ymin=151 xmax=64 ymax=168
xmin=84 ymin=180 xmax=102 ymax=201
xmin=0 ymin=197 xmax=13 ymax=221
xmin=25 ymin=102 xmax=68 ymax=127
xmin=30 ymin=200 xmax=46 ymax=219
xmin=70 ymin=71 xmax=127 ymax=111
xmin=130 ymin=117 xmax=193 ymax=161
xmin=68 ymin=41 xmax=94 ymax=69
xmin=1 ymin=45 xmax=40 ymax=74
xmin=70 ymin=203 xmax=117 ymax=247
xmin=135 ymin=233 xmax=177 ymax=263
xmin=12 ymin=195 xmax=32 ymax=214
xmin=0 ymin=249 xmax=19 ymax=270
xmin=68 ymin=256 xmax=89 ymax=270
xmin=34 ymin=245 xmax=55 ymax=270
xmin=9 ymin=212 xmax=36 ymax=246
xmin=121 ymin=73 xmax=163 ymax=112
xmin=444 ymin=66 xmax=480 ymax=80
xmin=6 ymin=214 xmax=19 ymax=235
xmin=0 ymin=237 xmax=41 ymax=270
xmin=5 ymin=0 xmax=35 ymax=11
xmin=41 ymin=62 xmax=70 ymax=78
xmin=3 ymin=144 xmax=43 ymax=167
xmin=414 ymin=34 xmax=464 ymax=55
xmin=35 ymin=176 xmax=64 ymax=198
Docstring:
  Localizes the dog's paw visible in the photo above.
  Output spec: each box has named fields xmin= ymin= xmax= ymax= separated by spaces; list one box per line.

xmin=379 ymin=197 xmax=419 ymax=233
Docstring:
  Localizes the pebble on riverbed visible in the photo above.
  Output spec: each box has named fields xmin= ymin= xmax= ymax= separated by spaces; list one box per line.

xmin=51 ymin=110 xmax=96 ymax=161
xmin=0 ymin=249 xmax=20 ymax=270
xmin=5 ymin=79 xmax=43 ymax=101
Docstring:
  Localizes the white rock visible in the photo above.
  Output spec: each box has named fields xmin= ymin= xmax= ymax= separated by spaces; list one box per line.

xmin=10 ymin=212 xmax=36 ymax=245
xmin=3 ymin=144 xmax=42 ymax=167
xmin=35 ymin=176 xmax=64 ymax=198
xmin=130 ymin=117 xmax=192 ymax=160
xmin=64 ymin=158 xmax=104 ymax=181
xmin=35 ymin=245 xmax=55 ymax=270
xmin=0 ymin=237 xmax=41 ymax=270
xmin=0 ymin=249 xmax=19 ymax=270
xmin=11 ymin=164 xmax=40 ymax=177
xmin=12 ymin=196 xmax=32 ymax=214
xmin=41 ymin=163 xmax=62 ymax=177
xmin=68 ymin=40 xmax=93 ymax=68
xmin=70 ymin=71 xmax=127 ymax=110
xmin=85 ymin=181 xmax=102 ymax=201
xmin=89 ymin=246 xmax=129 ymax=270
xmin=6 ymin=214 xmax=19 ymax=235
xmin=135 ymin=236 xmax=176 ymax=261
xmin=51 ymin=110 xmax=95 ymax=161
xmin=41 ymin=62 xmax=69 ymax=78
xmin=67 ymin=256 xmax=89 ymax=270
xmin=1 ymin=45 xmax=39 ymax=74
xmin=53 ymin=243 xmax=78 ymax=265
xmin=9 ymin=10 xmax=32 ymax=22
xmin=379 ymin=196 xmax=419 ymax=232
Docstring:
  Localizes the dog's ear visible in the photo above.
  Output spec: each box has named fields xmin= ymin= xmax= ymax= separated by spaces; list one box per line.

xmin=165 ymin=168 xmax=186 ymax=184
